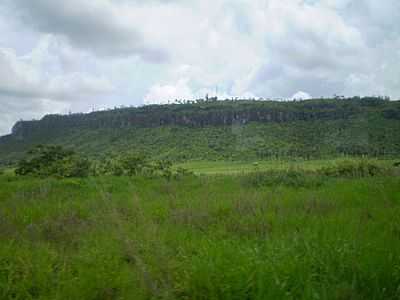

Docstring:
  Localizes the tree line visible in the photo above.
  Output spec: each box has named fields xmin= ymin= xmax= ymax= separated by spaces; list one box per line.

xmin=14 ymin=145 xmax=192 ymax=179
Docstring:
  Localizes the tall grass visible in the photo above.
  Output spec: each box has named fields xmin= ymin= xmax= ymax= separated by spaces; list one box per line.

xmin=0 ymin=171 xmax=399 ymax=299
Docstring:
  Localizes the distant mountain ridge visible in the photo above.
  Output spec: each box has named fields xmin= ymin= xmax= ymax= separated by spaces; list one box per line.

xmin=1 ymin=97 xmax=400 ymax=164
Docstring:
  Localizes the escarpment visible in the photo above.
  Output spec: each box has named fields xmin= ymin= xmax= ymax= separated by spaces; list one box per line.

xmin=1 ymin=97 xmax=399 ymax=164
xmin=8 ymin=97 xmax=398 ymax=139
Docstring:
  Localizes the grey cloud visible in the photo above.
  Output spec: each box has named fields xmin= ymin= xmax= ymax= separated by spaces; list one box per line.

xmin=1 ymin=0 xmax=400 ymax=134
xmin=334 ymin=0 xmax=400 ymax=45
xmin=0 ymin=40 xmax=116 ymax=135
xmin=0 ymin=96 xmax=69 ymax=135
xmin=0 ymin=46 xmax=114 ymax=101
xmin=250 ymin=61 xmax=345 ymax=99
xmin=244 ymin=0 xmax=399 ymax=99
xmin=9 ymin=0 xmax=169 ymax=62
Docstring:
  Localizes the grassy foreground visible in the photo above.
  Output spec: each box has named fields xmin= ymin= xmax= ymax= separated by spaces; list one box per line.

xmin=1 ymin=172 xmax=400 ymax=299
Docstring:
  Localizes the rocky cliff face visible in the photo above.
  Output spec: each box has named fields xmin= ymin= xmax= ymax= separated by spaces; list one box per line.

xmin=4 ymin=98 xmax=399 ymax=141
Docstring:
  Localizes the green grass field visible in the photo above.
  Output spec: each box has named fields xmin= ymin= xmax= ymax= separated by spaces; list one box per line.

xmin=176 ymin=158 xmax=398 ymax=175
xmin=1 ymin=165 xmax=400 ymax=299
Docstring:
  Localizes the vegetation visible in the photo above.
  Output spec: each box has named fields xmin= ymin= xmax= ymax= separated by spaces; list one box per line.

xmin=1 ymin=167 xmax=400 ymax=299
xmin=1 ymin=97 xmax=399 ymax=165
xmin=1 ymin=97 xmax=400 ymax=299
xmin=15 ymin=145 xmax=91 ymax=178
xmin=176 ymin=158 xmax=398 ymax=175
xmin=13 ymin=145 xmax=189 ymax=181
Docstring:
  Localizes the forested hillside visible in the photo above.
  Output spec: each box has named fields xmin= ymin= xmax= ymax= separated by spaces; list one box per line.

xmin=1 ymin=97 xmax=400 ymax=165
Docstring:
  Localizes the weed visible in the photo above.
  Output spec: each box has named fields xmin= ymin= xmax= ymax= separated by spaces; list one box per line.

xmin=1 ymin=171 xmax=400 ymax=299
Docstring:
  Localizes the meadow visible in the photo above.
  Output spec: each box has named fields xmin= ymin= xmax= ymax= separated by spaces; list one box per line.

xmin=176 ymin=158 xmax=399 ymax=175
xmin=1 ymin=160 xmax=400 ymax=299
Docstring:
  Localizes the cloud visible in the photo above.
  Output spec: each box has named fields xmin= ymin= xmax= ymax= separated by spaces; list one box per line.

xmin=0 ymin=42 xmax=114 ymax=100
xmin=144 ymin=78 xmax=194 ymax=104
xmin=0 ymin=36 xmax=114 ymax=135
xmin=10 ymin=0 xmax=169 ymax=62
xmin=243 ymin=1 xmax=370 ymax=98
xmin=0 ymin=97 xmax=69 ymax=136
xmin=291 ymin=91 xmax=312 ymax=100
xmin=0 ymin=0 xmax=400 ymax=135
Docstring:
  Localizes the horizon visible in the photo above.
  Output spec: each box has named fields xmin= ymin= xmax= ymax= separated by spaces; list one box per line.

xmin=1 ymin=2 xmax=400 ymax=298
xmin=1 ymin=0 xmax=399 ymax=135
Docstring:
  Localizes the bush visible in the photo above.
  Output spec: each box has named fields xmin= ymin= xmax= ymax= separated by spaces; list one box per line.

xmin=15 ymin=145 xmax=91 ymax=178
xmin=120 ymin=153 xmax=148 ymax=176
xmin=91 ymin=158 xmax=124 ymax=176
xmin=241 ymin=168 xmax=323 ymax=188
xmin=91 ymin=155 xmax=178 ymax=179
xmin=155 ymin=159 xmax=173 ymax=180
xmin=174 ymin=167 xmax=195 ymax=179
xmin=242 ymin=160 xmax=391 ymax=188
xmin=60 ymin=157 xmax=91 ymax=178
xmin=320 ymin=160 xmax=387 ymax=177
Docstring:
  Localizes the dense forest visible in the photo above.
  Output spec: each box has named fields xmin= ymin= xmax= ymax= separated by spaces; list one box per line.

xmin=1 ymin=97 xmax=399 ymax=165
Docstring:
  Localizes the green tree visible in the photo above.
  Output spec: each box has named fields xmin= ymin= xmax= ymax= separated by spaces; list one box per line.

xmin=155 ymin=159 xmax=173 ymax=180
xmin=15 ymin=145 xmax=91 ymax=178
xmin=120 ymin=153 xmax=148 ymax=176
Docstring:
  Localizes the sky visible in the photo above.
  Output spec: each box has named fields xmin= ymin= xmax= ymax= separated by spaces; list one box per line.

xmin=0 ymin=0 xmax=399 ymax=135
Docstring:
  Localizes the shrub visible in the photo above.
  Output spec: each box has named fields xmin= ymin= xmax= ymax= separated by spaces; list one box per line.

xmin=154 ymin=159 xmax=173 ymax=180
xmin=174 ymin=167 xmax=194 ymax=179
xmin=60 ymin=157 xmax=91 ymax=178
xmin=91 ymin=154 xmax=176 ymax=179
xmin=320 ymin=160 xmax=387 ymax=178
xmin=120 ymin=153 xmax=148 ymax=176
xmin=15 ymin=145 xmax=91 ymax=178
xmin=91 ymin=158 xmax=125 ymax=176
xmin=241 ymin=168 xmax=323 ymax=188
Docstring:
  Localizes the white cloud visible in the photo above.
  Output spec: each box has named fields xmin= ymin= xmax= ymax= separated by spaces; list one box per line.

xmin=0 ymin=36 xmax=114 ymax=100
xmin=0 ymin=36 xmax=114 ymax=135
xmin=144 ymin=78 xmax=194 ymax=104
xmin=291 ymin=91 xmax=312 ymax=100
xmin=0 ymin=0 xmax=399 ymax=135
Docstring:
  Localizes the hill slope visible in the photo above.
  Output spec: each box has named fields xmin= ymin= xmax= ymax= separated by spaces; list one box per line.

xmin=1 ymin=97 xmax=400 ymax=164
